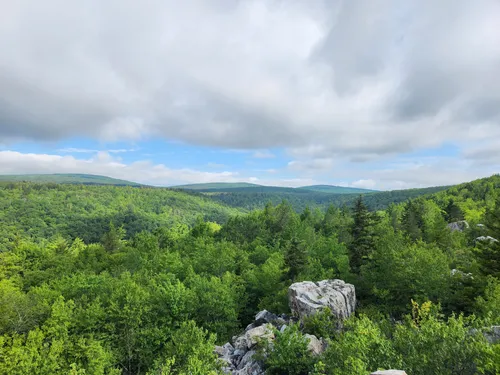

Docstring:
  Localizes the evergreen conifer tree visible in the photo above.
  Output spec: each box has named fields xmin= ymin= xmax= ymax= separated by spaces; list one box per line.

xmin=348 ymin=196 xmax=374 ymax=274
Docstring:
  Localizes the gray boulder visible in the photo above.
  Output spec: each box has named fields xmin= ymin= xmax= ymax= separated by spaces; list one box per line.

xmin=289 ymin=279 xmax=356 ymax=320
xmin=447 ymin=220 xmax=469 ymax=232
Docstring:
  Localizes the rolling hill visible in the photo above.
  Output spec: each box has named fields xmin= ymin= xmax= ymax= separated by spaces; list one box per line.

xmin=299 ymin=185 xmax=377 ymax=194
xmin=171 ymin=182 xmax=261 ymax=190
xmin=0 ymin=182 xmax=243 ymax=244
xmin=202 ymin=185 xmax=451 ymax=212
xmin=0 ymin=173 xmax=142 ymax=186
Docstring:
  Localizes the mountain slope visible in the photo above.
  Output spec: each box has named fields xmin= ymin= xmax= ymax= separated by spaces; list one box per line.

xmin=299 ymin=185 xmax=377 ymax=194
xmin=172 ymin=182 xmax=261 ymax=190
xmin=201 ymin=185 xmax=452 ymax=212
xmin=0 ymin=173 xmax=142 ymax=186
xmin=0 ymin=182 xmax=243 ymax=244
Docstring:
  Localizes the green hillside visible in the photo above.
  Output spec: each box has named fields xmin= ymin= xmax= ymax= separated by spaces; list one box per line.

xmin=299 ymin=184 xmax=377 ymax=194
xmin=202 ymin=184 xmax=451 ymax=212
xmin=0 ymin=182 xmax=242 ymax=244
xmin=0 ymin=173 xmax=142 ymax=186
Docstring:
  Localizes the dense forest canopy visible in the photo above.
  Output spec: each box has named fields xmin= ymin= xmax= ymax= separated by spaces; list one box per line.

xmin=0 ymin=174 xmax=499 ymax=374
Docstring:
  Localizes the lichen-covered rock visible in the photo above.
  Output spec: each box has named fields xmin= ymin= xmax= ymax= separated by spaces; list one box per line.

xmin=371 ymin=371 xmax=407 ymax=375
xmin=288 ymin=279 xmax=356 ymax=320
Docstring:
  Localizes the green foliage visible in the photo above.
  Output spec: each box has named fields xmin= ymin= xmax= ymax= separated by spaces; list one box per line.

xmin=476 ymin=277 xmax=500 ymax=324
xmin=263 ymin=324 xmax=315 ymax=375
xmin=362 ymin=231 xmax=451 ymax=316
xmin=157 ymin=321 xmax=222 ymax=375
xmin=392 ymin=302 xmax=496 ymax=375
xmin=0 ymin=175 xmax=499 ymax=374
xmin=284 ymin=238 xmax=308 ymax=282
xmin=321 ymin=315 xmax=398 ymax=375
xmin=302 ymin=308 xmax=338 ymax=338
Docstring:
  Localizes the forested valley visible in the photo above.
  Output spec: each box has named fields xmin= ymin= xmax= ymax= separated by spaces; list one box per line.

xmin=1 ymin=175 xmax=500 ymax=374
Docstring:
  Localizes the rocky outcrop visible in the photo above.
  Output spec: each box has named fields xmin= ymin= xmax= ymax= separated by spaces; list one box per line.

xmin=447 ymin=220 xmax=469 ymax=232
xmin=216 ymin=280 xmax=356 ymax=374
xmin=216 ymin=308 xmax=327 ymax=374
xmin=288 ymin=279 xmax=356 ymax=320
xmin=371 ymin=371 xmax=407 ymax=375
xmin=216 ymin=311 xmax=294 ymax=375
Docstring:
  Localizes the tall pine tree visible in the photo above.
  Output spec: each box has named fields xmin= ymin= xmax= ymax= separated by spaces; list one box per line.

xmin=348 ymin=196 xmax=374 ymax=274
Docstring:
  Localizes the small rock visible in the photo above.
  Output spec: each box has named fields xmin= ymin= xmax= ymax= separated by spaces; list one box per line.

xmin=371 ymin=371 xmax=407 ymax=375
xmin=304 ymin=334 xmax=324 ymax=356
xmin=279 ymin=324 xmax=287 ymax=333
xmin=245 ymin=324 xmax=275 ymax=349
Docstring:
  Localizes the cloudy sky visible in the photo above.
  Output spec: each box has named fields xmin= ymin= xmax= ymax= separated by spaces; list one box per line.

xmin=1 ymin=0 xmax=499 ymax=189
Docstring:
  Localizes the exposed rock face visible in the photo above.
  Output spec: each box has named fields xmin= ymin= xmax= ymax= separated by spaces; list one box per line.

xmin=447 ymin=220 xmax=469 ymax=232
xmin=288 ymin=279 xmax=356 ymax=320
xmin=371 ymin=371 xmax=407 ymax=375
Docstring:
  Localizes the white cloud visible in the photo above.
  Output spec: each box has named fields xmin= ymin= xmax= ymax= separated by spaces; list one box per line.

xmin=351 ymin=179 xmax=376 ymax=189
xmin=0 ymin=151 xmax=239 ymax=186
xmin=0 ymin=0 xmax=498 ymax=165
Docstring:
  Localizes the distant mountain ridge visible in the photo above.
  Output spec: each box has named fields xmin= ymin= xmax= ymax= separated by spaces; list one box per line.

xmin=172 ymin=182 xmax=261 ymax=190
xmin=299 ymin=184 xmax=377 ymax=194
xmin=171 ymin=182 xmax=376 ymax=194
xmin=0 ymin=173 xmax=142 ymax=186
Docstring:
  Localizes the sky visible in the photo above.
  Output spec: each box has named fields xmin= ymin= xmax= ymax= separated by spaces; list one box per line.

xmin=0 ymin=0 xmax=499 ymax=190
